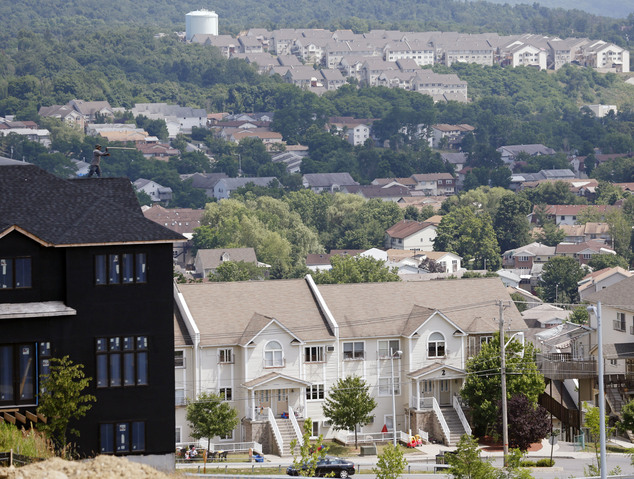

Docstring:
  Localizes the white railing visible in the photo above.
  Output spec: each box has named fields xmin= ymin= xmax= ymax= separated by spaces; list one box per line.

xmin=412 ymin=395 xmax=435 ymax=410
xmin=288 ymin=406 xmax=303 ymax=446
xmin=453 ymin=395 xmax=472 ymax=436
xmin=268 ymin=407 xmax=284 ymax=454
xmin=418 ymin=429 xmax=429 ymax=443
xmin=207 ymin=441 xmax=262 ymax=454
xmin=333 ymin=430 xmax=409 ymax=445
xmin=431 ymin=397 xmax=451 ymax=444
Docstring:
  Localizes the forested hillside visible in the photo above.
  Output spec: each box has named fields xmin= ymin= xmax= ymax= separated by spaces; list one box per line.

xmin=0 ymin=0 xmax=631 ymax=47
xmin=478 ymin=0 xmax=632 ymax=19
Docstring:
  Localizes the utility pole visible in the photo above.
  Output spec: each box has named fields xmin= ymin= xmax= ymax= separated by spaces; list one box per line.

xmin=589 ymin=302 xmax=607 ymax=479
xmin=499 ymin=300 xmax=509 ymax=467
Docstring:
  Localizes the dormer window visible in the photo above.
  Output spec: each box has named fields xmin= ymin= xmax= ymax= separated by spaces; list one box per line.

xmin=264 ymin=341 xmax=283 ymax=367
xmin=428 ymin=332 xmax=446 ymax=358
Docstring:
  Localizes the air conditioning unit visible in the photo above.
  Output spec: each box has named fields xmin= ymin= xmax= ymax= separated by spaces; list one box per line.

xmin=323 ymin=420 xmax=332 ymax=427
xmin=326 ymin=346 xmax=335 ymax=352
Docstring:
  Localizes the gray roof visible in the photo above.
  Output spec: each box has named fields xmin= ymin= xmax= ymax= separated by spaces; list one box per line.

xmin=584 ymin=275 xmax=634 ymax=312
xmin=303 ymin=172 xmax=358 ymax=188
xmin=177 ymin=276 xmax=525 ymax=347
xmin=196 ymin=248 xmax=258 ymax=271
xmin=0 ymin=164 xmax=184 ymax=246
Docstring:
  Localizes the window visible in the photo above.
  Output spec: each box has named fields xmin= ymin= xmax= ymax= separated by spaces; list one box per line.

xmin=480 ymin=336 xmax=493 ymax=345
xmin=175 ymin=427 xmax=182 ymax=444
xmin=312 ymin=420 xmax=320 ymax=437
xmin=0 ymin=343 xmax=36 ymax=405
xmin=219 ymin=387 xmax=232 ymax=401
xmin=343 ymin=342 xmax=365 ymax=360
xmin=421 ymin=380 xmax=432 ymax=393
xmin=219 ymin=348 xmax=233 ymax=364
xmin=99 ymin=421 xmax=145 ymax=454
xmin=96 ymin=336 xmax=148 ymax=388
xmin=378 ymin=340 xmax=400 ymax=359
xmin=0 ymin=257 xmax=32 ymax=289
xmin=264 ymin=341 xmax=283 ymax=367
xmin=615 ymin=313 xmax=626 ymax=332
xmin=174 ymin=351 xmax=185 ymax=368
xmin=175 ymin=388 xmax=186 ymax=406
xmin=516 ymin=256 xmax=529 ymax=262
xmin=428 ymin=332 xmax=446 ymax=358
xmin=306 ymin=384 xmax=324 ymax=400
xmin=378 ymin=376 xmax=400 ymax=396
xmin=95 ymin=253 xmax=147 ymax=285
xmin=305 ymin=346 xmax=324 ymax=363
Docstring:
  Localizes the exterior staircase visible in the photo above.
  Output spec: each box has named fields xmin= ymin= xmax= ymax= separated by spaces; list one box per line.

xmin=273 ymin=418 xmax=299 ymax=456
xmin=606 ymin=385 xmax=626 ymax=416
xmin=439 ymin=406 xmax=468 ymax=446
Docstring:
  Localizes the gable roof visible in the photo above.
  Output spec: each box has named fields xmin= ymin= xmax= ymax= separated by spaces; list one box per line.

xmin=317 ymin=278 xmax=525 ymax=337
xmin=176 ymin=279 xmax=333 ymax=346
xmin=303 ymin=172 xmax=358 ymax=188
xmin=196 ymin=248 xmax=258 ymax=270
xmin=386 ymin=220 xmax=435 ymax=239
xmin=0 ymin=164 xmax=184 ymax=246
xmin=584 ymin=275 xmax=634 ymax=312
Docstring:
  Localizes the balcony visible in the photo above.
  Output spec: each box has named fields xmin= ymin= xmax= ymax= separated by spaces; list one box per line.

xmin=536 ymin=353 xmax=596 ymax=380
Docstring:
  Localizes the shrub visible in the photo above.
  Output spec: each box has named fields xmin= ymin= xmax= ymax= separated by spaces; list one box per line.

xmin=536 ymin=458 xmax=555 ymax=467
xmin=0 ymin=423 xmax=53 ymax=458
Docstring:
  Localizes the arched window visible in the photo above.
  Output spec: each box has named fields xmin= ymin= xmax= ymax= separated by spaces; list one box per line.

xmin=428 ymin=332 xmax=445 ymax=358
xmin=264 ymin=341 xmax=283 ymax=367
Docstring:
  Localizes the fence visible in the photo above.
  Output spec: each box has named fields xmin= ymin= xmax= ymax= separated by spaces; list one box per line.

xmin=0 ymin=450 xmax=44 ymax=467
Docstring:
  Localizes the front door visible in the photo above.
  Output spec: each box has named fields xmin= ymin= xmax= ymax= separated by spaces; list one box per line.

xmin=274 ymin=388 xmax=289 ymax=416
xmin=257 ymin=390 xmax=271 ymax=416
xmin=438 ymin=379 xmax=451 ymax=405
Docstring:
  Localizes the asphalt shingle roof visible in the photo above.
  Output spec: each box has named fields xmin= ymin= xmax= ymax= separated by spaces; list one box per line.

xmin=0 ymin=164 xmax=185 ymax=246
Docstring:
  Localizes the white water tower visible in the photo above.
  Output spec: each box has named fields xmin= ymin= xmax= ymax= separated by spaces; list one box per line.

xmin=185 ymin=9 xmax=219 ymax=42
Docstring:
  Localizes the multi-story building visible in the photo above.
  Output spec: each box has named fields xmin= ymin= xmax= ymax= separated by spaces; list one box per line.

xmin=174 ymin=277 xmax=525 ymax=452
xmin=0 ymin=161 xmax=184 ymax=468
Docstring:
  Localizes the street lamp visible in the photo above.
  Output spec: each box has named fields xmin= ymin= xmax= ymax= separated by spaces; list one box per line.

xmin=391 ymin=349 xmax=403 ymax=447
xmin=587 ymin=303 xmax=607 ymax=479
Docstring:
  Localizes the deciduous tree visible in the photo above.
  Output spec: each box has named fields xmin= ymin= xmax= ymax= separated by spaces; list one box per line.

xmin=186 ymin=392 xmax=239 ymax=452
xmin=323 ymin=376 xmax=376 ymax=448
xmin=462 ymin=335 xmax=545 ymax=436
xmin=445 ymin=434 xmax=501 ymax=479
xmin=37 ymin=356 xmax=96 ymax=452
xmin=373 ymin=443 xmax=408 ymax=479
xmin=311 ymin=255 xmax=400 ymax=284
xmin=538 ymin=256 xmax=585 ymax=303
xmin=289 ymin=418 xmax=329 ymax=478
xmin=497 ymin=394 xmax=550 ymax=451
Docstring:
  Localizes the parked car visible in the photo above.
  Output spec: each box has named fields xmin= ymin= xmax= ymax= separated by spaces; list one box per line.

xmin=287 ymin=456 xmax=356 ymax=478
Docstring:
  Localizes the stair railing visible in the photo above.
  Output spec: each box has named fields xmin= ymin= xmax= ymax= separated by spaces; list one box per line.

xmin=453 ymin=394 xmax=472 ymax=436
xmin=267 ymin=407 xmax=284 ymax=454
xmin=288 ymin=406 xmax=304 ymax=447
xmin=431 ymin=397 xmax=451 ymax=444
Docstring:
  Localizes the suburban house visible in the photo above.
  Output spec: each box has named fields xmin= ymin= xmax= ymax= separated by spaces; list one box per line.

xmin=38 ymin=104 xmax=85 ymax=129
xmin=193 ymin=248 xmax=261 ymax=278
xmin=0 ymin=161 xmax=184 ymax=468
xmin=560 ymin=222 xmax=611 ymax=245
xmin=213 ymin=177 xmax=278 ymax=200
xmin=554 ymin=241 xmax=616 ymax=266
xmin=420 ymin=251 xmax=462 ymax=273
xmin=142 ymin=205 xmax=204 ymax=268
xmin=522 ymin=304 xmax=570 ymax=329
xmin=384 ymin=220 xmax=437 ymax=251
xmin=578 ymin=267 xmax=633 ymax=301
xmin=411 ymin=173 xmax=456 ymax=196
xmin=181 ymin=172 xmax=228 ymax=199
xmin=302 ymin=173 xmax=359 ymax=193
xmin=582 ymin=276 xmax=634 ymax=426
xmin=429 ymin=124 xmax=475 ymax=149
xmin=326 ymin=117 xmax=376 ymax=146
xmin=497 ymin=144 xmax=556 ymax=164
xmin=133 ymin=178 xmax=173 ymax=203
xmin=130 ymin=103 xmax=207 ymax=137
xmin=529 ymin=204 xmax=618 ymax=226
xmin=173 ymin=277 xmax=525 ymax=453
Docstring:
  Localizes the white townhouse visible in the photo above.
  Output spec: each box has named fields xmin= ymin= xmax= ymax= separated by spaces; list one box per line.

xmin=384 ymin=219 xmax=438 ymax=251
xmin=173 ymin=277 xmax=525 ymax=454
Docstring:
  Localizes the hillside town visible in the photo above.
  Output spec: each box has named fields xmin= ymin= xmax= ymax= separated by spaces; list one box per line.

xmin=2 ymin=3 xmax=634 ymax=478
